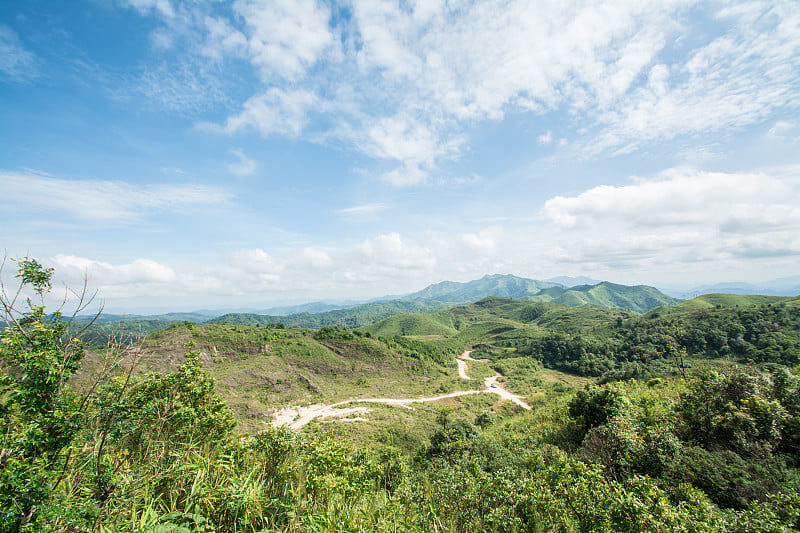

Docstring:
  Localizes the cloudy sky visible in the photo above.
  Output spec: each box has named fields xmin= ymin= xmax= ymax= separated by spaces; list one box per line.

xmin=1 ymin=0 xmax=799 ymax=313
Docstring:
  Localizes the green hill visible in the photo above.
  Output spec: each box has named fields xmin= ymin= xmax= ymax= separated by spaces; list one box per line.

xmin=363 ymin=297 xmax=628 ymax=342
xmin=540 ymin=282 xmax=681 ymax=313
xmin=212 ymin=279 xmax=678 ymax=331
xmin=648 ymin=293 xmax=796 ymax=315
xmin=403 ymin=274 xmax=562 ymax=303
xmin=361 ymin=312 xmax=457 ymax=337
xmin=208 ymin=299 xmax=450 ymax=329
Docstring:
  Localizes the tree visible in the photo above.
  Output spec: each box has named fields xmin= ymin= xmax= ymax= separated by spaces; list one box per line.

xmin=0 ymin=257 xmax=91 ymax=530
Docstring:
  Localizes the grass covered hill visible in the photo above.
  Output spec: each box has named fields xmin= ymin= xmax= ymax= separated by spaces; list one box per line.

xmin=401 ymin=273 xmax=562 ymax=303
xmin=208 ymin=299 xmax=451 ymax=329
xmin=69 ymin=276 xmax=680 ymax=346
xmin=77 ymin=321 xmax=466 ymax=434
xmin=541 ymin=281 xmax=681 ymax=313
xmin=363 ymin=294 xmax=800 ymax=384
xmin=648 ymin=293 xmax=798 ymax=315
xmin=206 ymin=278 xmax=679 ymax=331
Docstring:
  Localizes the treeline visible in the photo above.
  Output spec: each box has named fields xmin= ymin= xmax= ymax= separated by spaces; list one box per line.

xmin=513 ymin=303 xmax=800 ymax=378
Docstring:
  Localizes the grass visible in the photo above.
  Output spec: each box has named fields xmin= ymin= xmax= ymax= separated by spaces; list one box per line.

xmin=79 ymin=323 xmax=474 ymax=433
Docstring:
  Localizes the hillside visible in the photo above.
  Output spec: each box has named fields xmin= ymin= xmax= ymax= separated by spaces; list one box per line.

xmin=544 ymin=282 xmax=681 ymax=313
xmin=648 ymin=293 xmax=798 ymax=315
xmin=208 ymin=299 xmax=450 ymax=329
xmin=206 ymin=277 xmax=678 ymax=331
xmin=77 ymin=322 xmax=467 ymax=435
xmin=6 ymin=262 xmax=799 ymax=533
xmin=402 ymin=273 xmax=562 ymax=303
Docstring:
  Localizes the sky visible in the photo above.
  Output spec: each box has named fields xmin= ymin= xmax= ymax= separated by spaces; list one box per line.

xmin=1 ymin=0 xmax=799 ymax=313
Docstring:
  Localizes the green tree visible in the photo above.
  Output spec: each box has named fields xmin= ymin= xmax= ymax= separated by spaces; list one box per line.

xmin=0 ymin=258 xmax=88 ymax=531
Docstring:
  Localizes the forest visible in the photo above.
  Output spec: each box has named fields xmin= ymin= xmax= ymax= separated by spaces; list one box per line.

xmin=1 ymin=259 xmax=799 ymax=532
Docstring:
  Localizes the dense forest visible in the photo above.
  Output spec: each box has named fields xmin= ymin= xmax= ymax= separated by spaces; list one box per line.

xmin=1 ymin=260 xmax=799 ymax=532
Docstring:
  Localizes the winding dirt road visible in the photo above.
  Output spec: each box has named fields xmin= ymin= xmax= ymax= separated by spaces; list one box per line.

xmin=273 ymin=350 xmax=530 ymax=429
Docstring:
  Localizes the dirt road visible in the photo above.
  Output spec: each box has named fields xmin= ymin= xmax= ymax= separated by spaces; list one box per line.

xmin=273 ymin=349 xmax=530 ymax=429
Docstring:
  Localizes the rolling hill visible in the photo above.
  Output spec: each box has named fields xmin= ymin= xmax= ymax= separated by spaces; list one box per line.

xmin=208 ymin=276 xmax=680 ymax=330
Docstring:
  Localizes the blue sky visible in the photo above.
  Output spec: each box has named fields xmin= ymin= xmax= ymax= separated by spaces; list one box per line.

xmin=1 ymin=0 xmax=799 ymax=313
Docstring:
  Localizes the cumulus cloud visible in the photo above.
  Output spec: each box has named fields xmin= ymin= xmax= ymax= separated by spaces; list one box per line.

xmin=123 ymin=1 xmax=800 ymax=184
xmin=54 ymin=255 xmax=176 ymax=284
xmin=353 ymin=233 xmax=437 ymax=273
xmin=229 ymin=248 xmax=282 ymax=282
xmin=540 ymin=166 xmax=800 ymax=269
xmin=210 ymin=88 xmax=317 ymax=138
xmin=461 ymin=227 xmax=504 ymax=255
xmin=0 ymin=170 xmax=232 ymax=222
xmin=234 ymin=0 xmax=334 ymax=81
xmin=380 ymin=164 xmax=427 ymax=187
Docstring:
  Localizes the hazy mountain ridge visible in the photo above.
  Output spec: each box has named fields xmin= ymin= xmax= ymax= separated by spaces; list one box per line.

xmin=662 ymin=275 xmax=800 ymax=299
xmin=208 ymin=276 xmax=679 ymax=330
xmin=70 ymin=274 xmax=681 ymax=336
xmin=402 ymin=274 xmax=564 ymax=303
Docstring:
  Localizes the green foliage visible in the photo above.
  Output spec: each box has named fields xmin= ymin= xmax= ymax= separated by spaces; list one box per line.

xmin=0 ymin=259 xmax=89 ymax=531
xmin=5 ymin=259 xmax=800 ymax=532
xmin=678 ymin=367 xmax=788 ymax=457
xmin=568 ymin=383 xmax=632 ymax=436
xmin=95 ymin=348 xmax=235 ymax=460
xmin=13 ymin=257 xmax=54 ymax=296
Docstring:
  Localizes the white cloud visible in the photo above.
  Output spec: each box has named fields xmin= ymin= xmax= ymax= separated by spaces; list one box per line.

xmin=538 ymin=131 xmax=553 ymax=145
xmin=589 ymin=3 xmax=800 ymax=154
xmin=0 ymin=25 xmax=38 ymax=82
xmin=380 ymin=164 xmax=427 ymax=187
xmin=353 ymin=233 xmax=436 ymax=274
xmin=233 ymin=0 xmax=334 ymax=81
xmin=0 ymin=170 xmax=232 ymax=222
xmin=541 ymin=166 xmax=800 ymax=269
xmin=295 ymin=247 xmax=332 ymax=269
xmin=230 ymin=248 xmax=280 ymax=273
xmin=336 ymin=203 xmax=387 ymax=217
xmin=126 ymin=1 xmax=800 ymax=185
xmin=200 ymin=16 xmax=247 ymax=60
xmin=227 ymin=148 xmax=257 ymax=177
xmin=128 ymin=63 xmax=231 ymax=113
xmin=211 ymin=88 xmax=317 ymax=138
xmin=461 ymin=227 xmax=503 ymax=255
xmin=124 ymin=0 xmax=175 ymax=19
xmin=54 ymin=255 xmax=176 ymax=284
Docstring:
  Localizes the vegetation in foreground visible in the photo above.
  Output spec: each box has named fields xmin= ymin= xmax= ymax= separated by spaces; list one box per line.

xmin=1 ymin=259 xmax=799 ymax=532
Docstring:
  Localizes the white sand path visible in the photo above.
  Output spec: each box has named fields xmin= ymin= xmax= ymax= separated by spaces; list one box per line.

xmin=273 ymin=350 xmax=530 ymax=429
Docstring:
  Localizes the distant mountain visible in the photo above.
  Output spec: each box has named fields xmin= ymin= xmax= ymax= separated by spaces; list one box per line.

xmin=74 ymin=311 xmax=215 ymax=324
xmin=402 ymin=274 xmax=563 ymax=303
xmin=663 ymin=275 xmax=800 ymax=299
xmin=209 ymin=300 xmax=451 ymax=329
xmin=545 ymin=275 xmax=603 ymax=287
xmin=61 ymin=274 xmax=681 ymax=339
xmin=401 ymin=275 xmax=679 ymax=314
xmin=257 ymin=301 xmax=359 ymax=316
xmin=209 ymin=276 xmax=679 ymax=330
xmin=537 ymin=282 xmax=682 ymax=314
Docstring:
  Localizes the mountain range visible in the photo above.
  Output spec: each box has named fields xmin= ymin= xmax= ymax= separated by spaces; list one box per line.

xmin=206 ymin=274 xmax=680 ymax=329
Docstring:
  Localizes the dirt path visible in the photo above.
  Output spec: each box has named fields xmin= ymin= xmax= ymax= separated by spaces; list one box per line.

xmin=456 ymin=350 xmax=490 ymax=379
xmin=273 ymin=349 xmax=530 ymax=429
